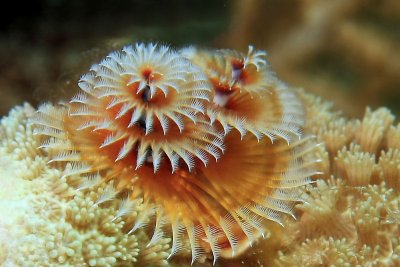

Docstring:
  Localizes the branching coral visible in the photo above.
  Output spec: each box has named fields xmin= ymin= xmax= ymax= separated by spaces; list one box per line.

xmin=224 ymin=0 xmax=400 ymax=116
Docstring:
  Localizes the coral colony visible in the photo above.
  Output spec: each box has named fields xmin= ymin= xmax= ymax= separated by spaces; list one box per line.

xmin=1 ymin=43 xmax=400 ymax=266
xmin=29 ymin=43 xmax=318 ymax=264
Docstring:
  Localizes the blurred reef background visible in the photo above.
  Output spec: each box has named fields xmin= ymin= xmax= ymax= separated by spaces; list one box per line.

xmin=0 ymin=0 xmax=399 ymax=117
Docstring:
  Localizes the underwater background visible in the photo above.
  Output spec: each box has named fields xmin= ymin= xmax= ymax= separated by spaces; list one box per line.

xmin=0 ymin=0 xmax=399 ymax=118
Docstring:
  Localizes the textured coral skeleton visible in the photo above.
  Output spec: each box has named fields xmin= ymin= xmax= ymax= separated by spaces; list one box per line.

xmin=20 ymin=43 xmax=319 ymax=265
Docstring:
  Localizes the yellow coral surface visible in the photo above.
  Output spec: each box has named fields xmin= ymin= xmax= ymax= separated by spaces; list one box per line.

xmin=0 ymin=104 xmax=170 ymax=266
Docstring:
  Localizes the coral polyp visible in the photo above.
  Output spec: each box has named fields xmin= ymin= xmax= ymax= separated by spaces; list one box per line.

xmin=30 ymin=43 xmax=318 ymax=264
